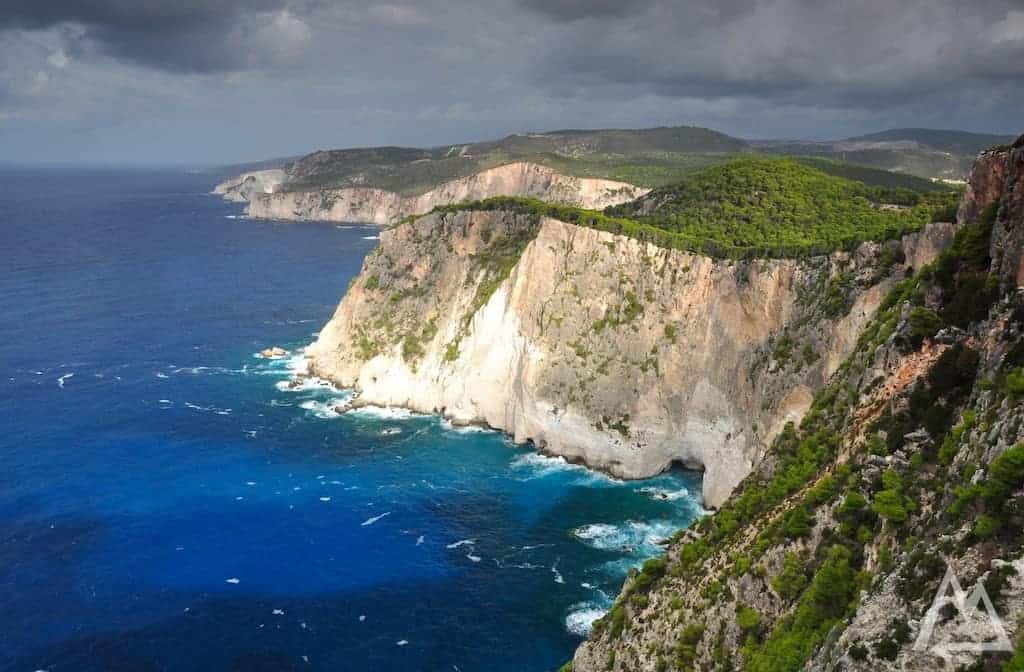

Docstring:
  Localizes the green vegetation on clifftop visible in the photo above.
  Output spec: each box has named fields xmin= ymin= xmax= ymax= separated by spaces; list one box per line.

xmin=427 ymin=157 xmax=959 ymax=259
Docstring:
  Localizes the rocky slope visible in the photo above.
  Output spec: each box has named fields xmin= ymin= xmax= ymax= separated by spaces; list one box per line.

xmin=304 ymin=195 xmax=955 ymax=507
xmin=570 ymin=137 xmax=1024 ymax=672
xmin=221 ymin=161 xmax=649 ymax=225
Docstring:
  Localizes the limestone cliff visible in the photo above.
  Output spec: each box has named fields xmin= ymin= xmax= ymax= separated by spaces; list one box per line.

xmin=570 ymin=140 xmax=1024 ymax=672
xmin=305 ymin=207 xmax=955 ymax=507
xmin=218 ymin=162 xmax=648 ymax=225
xmin=212 ymin=168 xmax=285 ymax=203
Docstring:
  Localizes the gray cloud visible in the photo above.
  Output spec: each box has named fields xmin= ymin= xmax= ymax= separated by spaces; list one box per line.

xmin=0 ymin=0 xmax=308 ymax=72
xmin=0 ymin=0 xmax=1020 ymax=163
xmin=526 ymin=0 xmax=1024 ymax=107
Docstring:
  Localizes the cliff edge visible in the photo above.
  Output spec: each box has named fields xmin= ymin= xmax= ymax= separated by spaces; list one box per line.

xmin=217 ymin=161 xmax=648 ymax=225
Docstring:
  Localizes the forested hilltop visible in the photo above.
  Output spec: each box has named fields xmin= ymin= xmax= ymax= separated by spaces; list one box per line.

xmin=427 ymin=157 xmax=959 ymax=258
xmin=233 ymin=125 xmax=1007 ymax=198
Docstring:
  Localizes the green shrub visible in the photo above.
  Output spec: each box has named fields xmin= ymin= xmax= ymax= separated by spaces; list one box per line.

xmin=746 ymin=545 xmax=858 ymax=672
xmin=939 ymin=410 xmax=976 ymax=465
xmin=838 ymin=489 xmax=869 ymax=524
xmin=984 ymin=443 xmax=1024 ymax=504
xmin=737 ymin=606 xmax=762 ymax=632
xmin=973 ymin=514 xmax=1002 ymax=540
xmin=1007 ymin=369 xmax=1024 ymax=398
xmin=674 ymin=623 xmax=705 ymax=670
xmin=772 ymin=552 xmax=809 ymax=601
xmin=873 ymin=489 xmax=908 ymax=524
xmin=907 ymin=307 xmax=943 ymax=344
xmin=608 ymin=604 xmax=626 ymax=638
xmin=782 ymin=505 xmax=813 ymax=538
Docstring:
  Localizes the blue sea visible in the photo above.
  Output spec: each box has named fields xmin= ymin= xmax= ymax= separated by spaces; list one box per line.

xmin=0 ymin=168 xmax=703 ymax=672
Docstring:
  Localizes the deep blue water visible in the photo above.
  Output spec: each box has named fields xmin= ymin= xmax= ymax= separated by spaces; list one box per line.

xmin=0 ymin=169 xmax=703 ymax=672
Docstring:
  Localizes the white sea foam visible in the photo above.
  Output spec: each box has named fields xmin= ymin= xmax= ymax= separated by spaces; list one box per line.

xmin=56 ymin=373 xmax=74 ymax=388
xmin=565 ymin=603 xmax=608 ymax=636
xmin=639 ymin=486 xmax=693 ymax=502
xmin=298 ymin=398 xmax=349 ymax=419
xmin=509 ymin=452 xmax=620 ymax=486
xmin=348 ymin=405 xmax=416 ymax=420
xmin=466 ymin=554 xmax=482 ymax=563
xmin=440 ymin=418 xmax=495 ymax=434
xmin=272 ymin=609 xmax=284 ymax=615
xmin=446 ymin=539 xmax=475 ymax=549
xmin=184 ymin=402 xmax=233 ymax=415
xmin=170 ymin=365 xmax=243 ymax=376
xmin=274 ymin=375 xmax=338 ymax=392
xmin=155 ymin=372 xmax=169 ymax=379
xmin=396 ymin=640 xmax=408 ymax=646
xmin=320 ymin=497 xmax=331 ymax=502
xmin=551 ymin=563 xmax=565 ymax=584
xmin=416 ymin=535 xmax=425 ymax=546
xmin=361 ymin=235 xmax=380 ymax=240
xmin=225 ymin=577 xmax=240 ymax=584
xmin=380 ymin=427 xmax=403 ymax=435
xmin=361 ymin=512 xmax=391 ymax=526
xmin=572 ymin=520 xmax=677 ymax=554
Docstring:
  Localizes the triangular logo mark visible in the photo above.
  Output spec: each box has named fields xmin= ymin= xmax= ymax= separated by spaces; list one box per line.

xmin=914 ymin=566 xmax=1013 ymax=659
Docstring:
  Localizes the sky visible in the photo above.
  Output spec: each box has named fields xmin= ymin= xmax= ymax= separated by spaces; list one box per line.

xmin=0 ymin=0 xmax=1021 ymax=165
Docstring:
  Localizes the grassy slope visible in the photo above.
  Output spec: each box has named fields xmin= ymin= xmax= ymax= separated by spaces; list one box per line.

xmin=429 ymin=157 xmax=958 ymax=259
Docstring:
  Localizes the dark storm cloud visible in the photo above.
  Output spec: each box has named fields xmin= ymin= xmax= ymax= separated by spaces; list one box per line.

xmin=0 ymin=0 xmax=302 ymax=72
xmin=522 ymin=0 xmax=1024 ymax=107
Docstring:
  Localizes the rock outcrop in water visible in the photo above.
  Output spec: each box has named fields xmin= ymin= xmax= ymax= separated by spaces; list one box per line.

xmin=216 ymin=161 xmax=648 ymax=225
xmin=305 ymin=205 xmax=956 ymax=507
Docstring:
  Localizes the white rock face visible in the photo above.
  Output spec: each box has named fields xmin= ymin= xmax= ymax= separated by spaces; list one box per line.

xmin=232 ymin=162 xmax=649 ymax=225
xmin=305 ymin=210 xmax=955 ymax=506
xmin=212 ymin=169 xmax=286 ymax=202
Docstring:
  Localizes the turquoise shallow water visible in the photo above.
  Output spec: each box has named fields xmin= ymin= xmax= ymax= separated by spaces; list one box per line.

xmin=0 ymin=168 xmax=703 ymax=672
